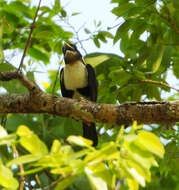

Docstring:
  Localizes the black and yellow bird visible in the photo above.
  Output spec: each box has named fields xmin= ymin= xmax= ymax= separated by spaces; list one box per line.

xmin=60 ymin=42 xmax=98 ymax=146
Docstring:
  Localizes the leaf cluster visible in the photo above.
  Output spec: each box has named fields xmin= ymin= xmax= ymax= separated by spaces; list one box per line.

xmin=0 ymin=0 xmax=179 ymax=189
xmin=0 ymin=123 xmax=164 ymax=190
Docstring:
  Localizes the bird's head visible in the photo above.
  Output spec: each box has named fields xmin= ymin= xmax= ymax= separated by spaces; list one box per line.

xmin=62 ymin=42 xmax=82 ymax=64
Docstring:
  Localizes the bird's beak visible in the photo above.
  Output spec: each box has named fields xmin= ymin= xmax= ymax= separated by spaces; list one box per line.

xmin=64 ymin=42 xmax=75 ymax=51
xmin=62 ymin=42 xmax=81 ymax=64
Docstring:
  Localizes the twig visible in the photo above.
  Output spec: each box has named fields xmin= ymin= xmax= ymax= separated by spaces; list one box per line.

xmin=43 ymin=179 xmax=60 ymax=190
xmin=107 ymin=23 xmax=121 ymax=30
xmin=64 ymin=18 xmax=87 ymax=54
xmin=79 ymin=37 xmax=92 ymax=43
xmin=43 ymin=174 xmax=73 ymax=190
xmin=161 ymin=42 xmax=179 ymax=46
xmin=44 ymin=170 xmax=55 ymax=181
xmin=117 ymin=82 xmax=130 ymax=93
xmin=12 ymin=145 xmax=25 ymax=190
xmin=18 ymin=0 xmax=42 ymax=70
xmin=153 ymin=10 xmax=179 ymax=35
xmin=52 ymin=65 xmax=61 ymax=95
xmin=117 ymin=78 xmax=179 ymax=94
xmin=35 ymin=174 xmax=42 ymax=189
xmin=77 ymin=22 xmax=86 ymax=33
xmin=140 ymin=79 xmax=179 ymax=92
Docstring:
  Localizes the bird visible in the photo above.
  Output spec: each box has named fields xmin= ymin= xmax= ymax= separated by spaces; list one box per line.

xmin=60 ymin=42 xmax=98 ymax=146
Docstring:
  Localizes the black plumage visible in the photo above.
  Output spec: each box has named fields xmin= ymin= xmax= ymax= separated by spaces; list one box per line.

xmin=60 ymin=43 xmax=98 ymax=146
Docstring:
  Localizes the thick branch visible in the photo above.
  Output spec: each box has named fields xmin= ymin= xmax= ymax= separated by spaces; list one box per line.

xmin=0 ymin=93 xmax=178 ymax=126
xmin=0 ymin=70 xmax=179 ymax=126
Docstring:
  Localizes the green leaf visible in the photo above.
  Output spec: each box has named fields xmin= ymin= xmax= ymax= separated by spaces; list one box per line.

xmin=114 ymin=20 xmax=132 ymax=44
xmin=0 ymin=62 xmax=16 ymax=71
xmin=98 ymin=32 xmax=107 ymax=43
xmin=112 ymin=3 xmax=135 ymax=17
xmin=0 ymin=79 xmax=28 ymax=94
xmin=0 ymin=125 xmax=16 ymax=146
xmin=87 ymin=163 xmax=112 ymax=187
xmin=72 ymin=12 xmax=81 ymax=16
xmin=100 ymin=31 xmax=114 ymax=39
xmin=6 ymin=114 xmax=38 ymax=133
xmin=54 ymin=0 xmax=61 ymax=10
xmin=54 ymin=176 xmax=75 ymax=190
xmin=136 ymin=131 xmax=165 ymax=158
xmin=152 ymin=45 xmax=165 ymax=73
xmin=0 ymin=161 xmax=19 ymax=189
xmin=40 ymin=6 xmax=52 ymax=14
xmin=156 ymin=46 xmax=172 ymax=74
xmin=130 ymin=21 xmax=147 ymax=40
xmin=9 ymin=1 xmax=33 ymax=19
xmin=173 ymin=60 xmax=179 ymax=78
xmin=124 ymin=141 xmax=157 ymax=180
xmin=73 ymin=176 xmax=91 ymax=190
xmin=0 ymin=134 xmax=16 ymax=146
xmin=109 ymin=69 xmax=132 ymax=86
xmin=35 ymin=30 xmax=54 ymax=39
xmin=67 ymin=136 xmax=93 ymax=147
xmin=125 ymin=161 xmax=146 ymax=187
xmin=17 ymin=125 xmax=48 ymax=155
xmin=50 ymin=139 xmax=61 ymax=153
xmin=0 ymin=125 xmax=7 ymax=138
xmin=93 ymin=36 xmax=100 ymax=48
xmin=84 ymin=28 xmax=91 ymax=34
xmin=85 ymin=142 xmax=118 ymax=163
xmin=7 ymin=154 xmax=42 ymax=167
xmin=146 ymin=85 xmax=161 ymax=100
xmin=97 ymin=21 xmax=102 ymax=27
xmin=126 ymin=178 xmax=139 ymax=190
xmin=27 ymin=47 xmax=49 ymax=63
xmin=61 ymin=9 xmax=67 ymax=17
xmin=146 ymin=44 xmax=165 ymax=73
xmin=126 ymin=6 xmax=144 ymax=19
xmin=0 ymin=18 xmax=4 ymax=63
xmin=85 ymin=54 xmax=110 ymax=67
xmin=85 ymin=167 xmax=108 ymax=190
xmin=133 ymin=70 xmax=146 ymax=80
xmin=0 ymin=63 xmax=27 ymax=93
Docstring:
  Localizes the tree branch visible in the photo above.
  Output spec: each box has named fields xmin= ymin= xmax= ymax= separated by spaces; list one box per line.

xmin=0 ymin=70 xmax=179 ymax=126
xmin=139 ymin=79 xmax=179 ymax=92
xmin=0 ymin=70 xmax=41 ymax=93
xmin=0 ymin=93 xmax=178 ymax=126
xmin=18 ymin=0 xmax=42 ymax=70
xmin=153 ymin=10 xmax=179 ymax=35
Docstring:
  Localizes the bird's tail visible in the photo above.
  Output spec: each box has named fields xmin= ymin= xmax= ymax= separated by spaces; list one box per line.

xmin=82 ymin=121 xmax=98 ymax=147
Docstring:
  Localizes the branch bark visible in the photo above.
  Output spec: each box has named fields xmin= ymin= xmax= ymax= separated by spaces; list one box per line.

xmin=0 ymin=71 xmax=179 ymax=126
xmin=0 ymin=93 xmax=179 ymax=126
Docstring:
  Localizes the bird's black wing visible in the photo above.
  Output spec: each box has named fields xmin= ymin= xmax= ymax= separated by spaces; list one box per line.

xmin=86 ymin=64 xmax=97 ymax=102
xmin=60 ymin=68 xmax=74 ymax=98
xmin=82 ymin=64 xmax=98 ymax=146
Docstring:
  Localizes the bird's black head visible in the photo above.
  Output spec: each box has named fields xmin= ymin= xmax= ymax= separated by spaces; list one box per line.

xmin=62 ymin=43 xmax=82 ymax=64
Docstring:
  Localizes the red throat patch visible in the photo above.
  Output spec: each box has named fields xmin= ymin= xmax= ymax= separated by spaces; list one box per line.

xmin=83 ymin=120 xmax=91 ymax=126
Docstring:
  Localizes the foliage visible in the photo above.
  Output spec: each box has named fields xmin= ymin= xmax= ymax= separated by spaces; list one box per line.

xmin=0 ymin=123 xmax=164 ymax=190
xmin=0 ymin=0 xmax=179 ymax=189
